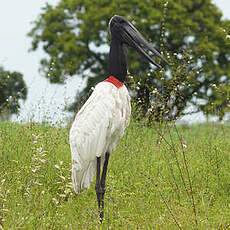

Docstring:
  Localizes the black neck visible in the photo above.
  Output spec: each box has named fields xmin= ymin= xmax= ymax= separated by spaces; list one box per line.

xmin=108 ymin=38 xmax=127 ymax=83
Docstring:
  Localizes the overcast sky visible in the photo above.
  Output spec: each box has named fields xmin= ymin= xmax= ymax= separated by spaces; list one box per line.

xmin=0 ymin=0 xmax=229 ymax=125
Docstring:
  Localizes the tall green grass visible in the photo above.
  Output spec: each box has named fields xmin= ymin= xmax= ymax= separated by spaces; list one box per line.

xmin=0 ymin=120 xmax=230 ymax=229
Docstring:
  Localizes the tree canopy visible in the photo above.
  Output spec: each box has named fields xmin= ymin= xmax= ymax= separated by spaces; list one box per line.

xmin=0 ymin=66 xmax=27 ymax=120
xmin=29 ymin=0 xmax=230 ymax=120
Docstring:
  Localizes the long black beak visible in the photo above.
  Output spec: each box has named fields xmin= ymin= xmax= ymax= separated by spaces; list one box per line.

xmin=121 ymin=20 xmax=169 ymax=69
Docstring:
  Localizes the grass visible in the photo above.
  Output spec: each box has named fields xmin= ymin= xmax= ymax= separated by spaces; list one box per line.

xmin=0 ymin=120 xmax=230 ymax=229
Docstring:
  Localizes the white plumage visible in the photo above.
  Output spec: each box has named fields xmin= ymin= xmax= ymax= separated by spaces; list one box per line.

xmin=68 ymin=16 xmax=168 ymax=221
xmin=69 ymin=81 xmax=131 ymax=193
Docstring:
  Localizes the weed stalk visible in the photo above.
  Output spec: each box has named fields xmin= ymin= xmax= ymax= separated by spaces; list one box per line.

xmin=174 ymin=124 xmax=198 ymax=228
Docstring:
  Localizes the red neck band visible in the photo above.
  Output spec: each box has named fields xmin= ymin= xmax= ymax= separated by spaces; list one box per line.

xmin=104 ymin=76 xmax=124 ymax=88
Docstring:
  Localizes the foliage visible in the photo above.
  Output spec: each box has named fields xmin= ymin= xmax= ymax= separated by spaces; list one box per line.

xmin=129 ymin=49 xmax=201 ymax=122
xmin=0 ymin=120 xmax=230 ymax=229
xmin=29 ymin=0 xmax=230 ymax=119
xmin=0 ymin=66 xmax=27 ymax=120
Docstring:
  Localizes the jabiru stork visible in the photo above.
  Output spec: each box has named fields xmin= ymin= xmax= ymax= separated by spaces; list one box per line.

xmin=69 ymin=15 xmax=168 ymax=222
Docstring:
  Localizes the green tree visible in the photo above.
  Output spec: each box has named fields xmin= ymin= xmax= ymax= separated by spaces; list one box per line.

xmin=29 ymin=0 xmax=230 ymax=120
xmin=0 ymin=66 xmax=27 ymax=120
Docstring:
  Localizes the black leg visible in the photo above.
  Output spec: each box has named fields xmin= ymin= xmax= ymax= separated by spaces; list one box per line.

xmin=99 ymin=152 xmax=110 ymax=221
xmin=95 ymin=152 xmax=110 ymax=223
xmin=95 ymin=156 xmax=101 ymax=209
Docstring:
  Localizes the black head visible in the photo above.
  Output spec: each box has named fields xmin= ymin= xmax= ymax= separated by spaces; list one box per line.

xmin=109 ymin=15 xmax=169 ymax=69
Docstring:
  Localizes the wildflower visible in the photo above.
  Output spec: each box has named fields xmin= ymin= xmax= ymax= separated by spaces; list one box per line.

xmin=59 ymin=194 xmax=66 ymax=198
xmin=37 ymin=147 xmax=43 ymax=153
xmin=59 ymin=175 xmax=66 ymax=181
xmin=181 ymin=138 xmax=187 ymax=149
xmin=148 ymin=107 xmax=153 ymax=113
xmin=41 ymin=190 xmax=45 ymax=195
xmin=32 ymin=134 xmax=40 ymax=139
xmin=212 ymin=84 xmax=217 ymax=88
xmin=152 ymin=88 xmax=158 ymax=94
xmin=34 ymin=181 xmax=42 ymax=186
xmin=40 ymin=159 xmax=46 ymax=164
xmin=182 ymin=142 xmax=187 ymax=149
xmin=226 ymin=35 xmax=230 ymax=39
xmin=55 ymin=164 xmax=60 ymax=169
xmin=52 ymin=198 xmax=59 ymax=205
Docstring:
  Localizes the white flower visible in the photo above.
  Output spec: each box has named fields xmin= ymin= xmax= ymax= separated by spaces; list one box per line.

xmin=60 ymin=175 xmax=66 ymax=181
xmin=40 ymin=159 xmax=46 ymax=163
xmin=32 ymin=134 xmax=40 ymax=139
xmin=34 ymin=181 xmax=42 ymax=186
xmin=152 ymin=88 xmax=158 ymax=94
xmin=181 ymin=138 xmax=187 ymax=149
xmin=226 ymin=35 xmax=230 ymax=39
xmin=182 ymin=143 xmax=187 ymax=149
xmin=55 ymin=164 xmax=60 ymax=169
xmin=37 ymin=147 xmax=43 ymax=153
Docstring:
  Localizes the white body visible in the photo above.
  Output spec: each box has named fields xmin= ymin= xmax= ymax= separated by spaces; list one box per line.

xmin=69 ymin=81 xmax=131 ymax=193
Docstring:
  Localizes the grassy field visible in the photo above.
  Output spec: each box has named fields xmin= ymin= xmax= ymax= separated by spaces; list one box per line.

xmin=0 ymin=120 xmax=230 ymax=229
